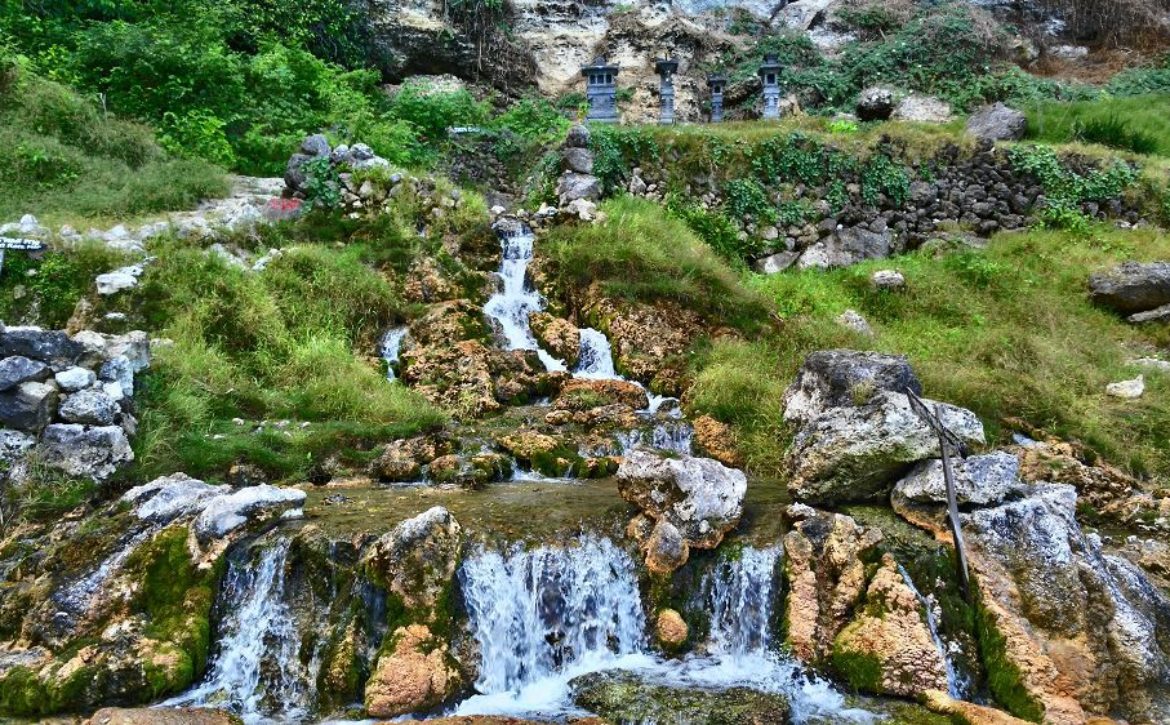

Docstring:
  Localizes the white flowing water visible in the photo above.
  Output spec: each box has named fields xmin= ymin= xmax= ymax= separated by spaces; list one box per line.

xmin=379 ymin=327 xmax=408 ymax=382
xmin=453 ymin=537 xmax=874 ymax=723
xmin=898 ymin=564 xmax=967 ymax=699
xmin=164 ymin=538 xmax=316 ymax=724
xmin=574 ymin=328 xmax=620 ymax=380
xmin=483 ymin=227 xmax=566 ymax=372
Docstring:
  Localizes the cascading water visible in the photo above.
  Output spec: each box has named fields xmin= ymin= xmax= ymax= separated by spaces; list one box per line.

xmin=164 ymin=537 xmax=317 ymax=724
xmin=379 ymin=327 xmax=408 ymax=382
xmin=897 ymin=564 xmax=967 ymax=699
xmin=455 ymin=535 xmax=645 ymax=716
xmin=574 ymin=328 xmax=620 ymax=379
xmin=453 ymin=537 xmax=873 ymax=723
xmin=483 ymin=226 xmax=566 ymax=372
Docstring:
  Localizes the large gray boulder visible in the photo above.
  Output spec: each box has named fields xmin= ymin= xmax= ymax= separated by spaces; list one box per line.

xmin=192 ymin=484 xmax=306 ymax=543
xmin=1089 ymin=261 xmax=1170 ymax=314
xmin=856 ymin=86 xmax=895 ymax=121
xmin=556 ymin=172 xmax=601 ymax=205
xmin=892 ymin=94 xmax=953 ymax=123
xmin=963 ymin=484 xmax=1170 ymax=723
xmin=359 ymin=506 xmax=463 ymax=612
xmin=892 ymin=450 xmax=1025 ymax=508
xmin=783 ymin=350 xmax=921 ymax=426
xmin=58 ymin=389 xmax=120 ymax=426
xmin=779 ymin=0 xmax=840 ymax=29
xmin=565 ymin=123 xmax=590 ymax=149
xmin=0 ymin=381 xmax=58 ymax=432
xmin=0 ymin=327 xmax=82 ymax=367
xmin=965 ymin=102 xmax=1027 ymax=142
xmin=39 ymin=424 xmax=133 ymax=482
xmin=796 ymin=227 xmax=892 ymax=269
xmin=563 ymin=146 xmax=594 ymax=175
xmin=0 ymin=356 xmax=51 ymax=391
xmin=121 ymin=473 xmax=230 ymax=525
xmin=617 ymin=449 xmax=747 ymax=550
xmin=786 ymin=391 xmax=984 ymax=504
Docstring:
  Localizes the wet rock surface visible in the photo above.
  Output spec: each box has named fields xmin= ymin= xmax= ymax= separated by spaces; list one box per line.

xmin=570 ymin=669 xmax=791 ymax=724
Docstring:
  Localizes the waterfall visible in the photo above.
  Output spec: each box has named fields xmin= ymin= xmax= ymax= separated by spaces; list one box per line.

xmin=704 ymin=546 xmax=782 ymax=655
xmin=379 ymin=327 xmax=408 ymax=382
xmin=455 ymin=536 xmax=646 ymax=715
xmin=897 ymin=564 xmax=967 ymax=699
xmin=616 ymin=421 xmax=694 ymax=456
xmin=483 ymin=226 xmax=566 ymax=372
xmin=164 ymin=537 xmax=316 ymax=723
xmin=574 ymin=328 xmax=620 ymax=380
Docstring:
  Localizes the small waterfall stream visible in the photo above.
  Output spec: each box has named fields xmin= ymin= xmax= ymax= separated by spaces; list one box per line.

xmin=483 ymin=226 xmax=567 ymax=372
xmin=897 ymin=564 xmax=967 ymax=699
xmin=379 ymin=327 xmax=408 ymax=382
xmin=704 ymin=546 xmax=782 ymax=655
xmin=164 ymin=537 xmax=317 ymax=724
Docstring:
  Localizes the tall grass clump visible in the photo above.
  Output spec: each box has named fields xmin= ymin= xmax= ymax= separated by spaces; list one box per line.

xmin=0 ymin=61 xmax=227 ymax=223
xmin=131 ymin=236 xmax=445 ymax=481
xmin=542 ymin=197 xmax=775 ymax=333
xmin=1026 ymin=96 xmax=1170 ymax=157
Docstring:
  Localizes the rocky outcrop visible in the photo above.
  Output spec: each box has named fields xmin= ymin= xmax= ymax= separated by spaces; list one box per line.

xmin=285 ymin=135 xmax=389 ymax=199
xmin=87 ymin=708 xmax=240 ymax=725
xmin=692 ymin=415 xmax=741 ymax=468
xmin=0 ymin=327 xmax=148 ymax=484
xmin=364 ymin=622 xmax=463 ymax=718
xmin=892 ymin=94 xmax=953 ymax=123
xmin=960 ymin=484 xmax=1170 ymax=724
xmin=528 ymin=312 xmax=580 ymax=366
xmin=893 ymin=451 xmax=1026 ymax=509
xmin=1089 ymin=261 xmax=1170 ymax=315
xmin=783 ymin=507 xmax=883 ymax=662
xmin=966 ymin=103 xmax=1028 ymax=142
xmin=921 ymin=691 xmax=1032 ymax=725
xmin=371 ymin=434 xmax=455 ymax=482
xmin=554 ymin=378 xmax=648 ymax=412
xmin=362 ymin=508 xmax=465 ymax=717
xmin=782 ymin=349 xmax=921 ymax=427
xmin=570 ymin=670 xmax=789 ymax=724
xmin=618 ymin=449 xmax=747 ymax=571
xmin=856 ymin=86 xmax=895 ymax=121
xmin=831 ymin=554 xmax=949 ymax=698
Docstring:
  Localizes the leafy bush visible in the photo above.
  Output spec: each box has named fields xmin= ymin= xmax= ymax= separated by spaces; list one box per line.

xmin=388 ymin=81 xmax=490 ymax=143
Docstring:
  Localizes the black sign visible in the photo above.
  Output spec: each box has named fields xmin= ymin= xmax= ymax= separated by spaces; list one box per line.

xmin=0 ymin=237 xmax=46 ymax=252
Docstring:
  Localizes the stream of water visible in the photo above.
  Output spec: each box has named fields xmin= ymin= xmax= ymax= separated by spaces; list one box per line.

xmin=897 ymin=564 xmax=967 ymax=699
xmin=483 ymin=226 xmax=567 ymax=372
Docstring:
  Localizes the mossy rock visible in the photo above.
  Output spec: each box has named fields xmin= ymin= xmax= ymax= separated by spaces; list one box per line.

xmin=570 ymin=669 xmax=790 ymax=724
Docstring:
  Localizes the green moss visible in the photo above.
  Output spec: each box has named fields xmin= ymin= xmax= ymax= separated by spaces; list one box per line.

xmin=974 ymin=588 xmax=1045 ymax=722
xmin=530 ymin=445 xmax=587 ymax=478
xmin=124 ymin=525 xmax=225 ymax=697
xmin=830 ymin=642 xmax=885 ymax=694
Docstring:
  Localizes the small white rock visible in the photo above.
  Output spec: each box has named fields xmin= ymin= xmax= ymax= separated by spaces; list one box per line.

xmin=1106 ymin=375 xmax=1145 ymax=399
xmin=55 ymin=367 xmax=97 ymax=392
xmin=871 ymin=269 xmax=906 ymax=289
xmin=837 ymin=309 xmax=874 ymax=337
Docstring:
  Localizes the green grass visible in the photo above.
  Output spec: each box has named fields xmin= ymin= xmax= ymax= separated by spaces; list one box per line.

xmin=129 ymin=231 xmax=447 ymax=482
xmin=1025 ymin=95 xmax=1170 ymax=157
xmin=686 ymin=222 xmax=1170 ymax=483
xmin=0 ymin=61 xmax=227 ymax=224
xmin=542 ymin=197 xmax=775 ymax=334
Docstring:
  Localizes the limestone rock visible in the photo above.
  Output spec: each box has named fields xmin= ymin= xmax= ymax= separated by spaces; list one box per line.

xmin=95 ymin=265 xmax=145 ymax=296
xmin=40 ymin=423 xmax=133 ymax=482
xmin=966 ymin=103 xmax=1027 ymax=142
xmin=617 ymin=449 xmax=747 ymax=551
xmin=784 ymin=509 xmax=883 ymax=662
xmin=893 ymin=451 xmax=1026 ymax=508
xmin=372 ymin=435 xmax=452 ymax=482
xmin=364 ymin=623 xmax=462 ymax=718
xmin=1128 ymin=303 xmax=1170 ymax=323
xmin=643 ymin=519 xmax=689 ymax=575
xmin=563 ymin=146 xmax=594 ymax=174
xmin=779 ymin=0 xmax=840 ymax=30
xmin=1089 ymin=261 xmax=1170 ymax=314
xmin=1106 ymin=375 xmax=1144 ymax=399
xmin=836 ymin=309 xmax=874 ymax=337
xmin=0 ymin=380 xmax=57 ymax=432
xmin=529 ymin=312 xmax=581 ymax=367
xmin=962 ymin=484 xmax=1170 ymax=723
xmin=786 ymin=390 xmax=984 ymax=504
xmin=692 ymin=415 xmax=741 ymax=468
xmin=554 ymin=378 xmax=647 ymax=411
xmin=753 ymin=250 xmax=799 ymax=274
xmin=498 ymin=430 xmax=561 ymax=463
xmin=892 ymin=94 xmax=953 ymax=123
xmin=556 ymin=172 xmax=601 ymax=205
xmin=655 ymin=608 xmax=688 ymax=650
xmin=0 ymin=326 xmax=82 ymax=366
xmin=922 ymin=691 xmax=1032 ymax=725
xmin=0 ymin=428 xmax=36 ymax=482
xmin=831 ymin=554 xmax=949 ymax=698
xmin=361 ymin=506 xmax=463 ymax=613
xmin=856 ymin=86 xmax=895 ymax=121
xmin=565 ymin=124 xmax=590 ymax=148
xmin=571 ymin=670 xmax=790 ymax=724
xmin=796 ymin=227 xmax=892 ymax=269
xmin=782 ymin=349 xmax=921 ymax=427
xmin=192 ymin=484 xmax=306 ymax=543
xmin=54 ymin=366 xmax=96 ymax=392
xmin=58 ymin=389 xmax=120 ymax=426
xmin=88 ymin=708 xmax=240 ymax=725
xmin=121 ymin=473 xmax=229 ymax=525
xmin=871 ymin=269 xmax=905 ymax=289
xmin=0 ymin=355 xmax=51 ymax=391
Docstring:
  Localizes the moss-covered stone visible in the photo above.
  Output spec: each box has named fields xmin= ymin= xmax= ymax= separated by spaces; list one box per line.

xmin=570 ymin=669 xmax=790 ymax=724
xmin=974 ymin=591 xmax=1045 ymax=723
